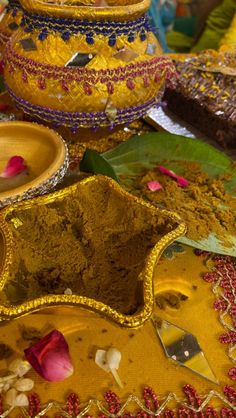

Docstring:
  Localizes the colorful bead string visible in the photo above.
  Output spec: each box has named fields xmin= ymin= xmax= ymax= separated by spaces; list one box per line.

xmin=0 ymin=384 xmax=235 ymax=416
xmin=21 ymin=11 xmax=152 ymax=45
xmin=6 ymin=0 xmax=21 ymax=15
xmin=7 ymin=85 xmax=164 ymax=130
xmin=5 ymin=42 xmax=176 ymax=93
xmin=0 ymin=31 xmax=9 ymax=45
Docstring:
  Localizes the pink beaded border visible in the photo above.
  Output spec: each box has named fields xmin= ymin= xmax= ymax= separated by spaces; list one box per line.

xmin=5 ymin=42 xmax=176 ymax=93
xmin=0 ymin=384 xmax=235 ymax=417
xmin=197 ymin=251 xmax=236 ymax=382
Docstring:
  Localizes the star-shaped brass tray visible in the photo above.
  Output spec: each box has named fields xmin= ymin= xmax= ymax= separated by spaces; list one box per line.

xmin=0 ymin=176 xmax=186 ymax=327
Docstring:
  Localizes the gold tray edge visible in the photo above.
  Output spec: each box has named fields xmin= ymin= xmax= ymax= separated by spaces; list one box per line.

xmin=0 ymin=175 xmax=186 ymax=327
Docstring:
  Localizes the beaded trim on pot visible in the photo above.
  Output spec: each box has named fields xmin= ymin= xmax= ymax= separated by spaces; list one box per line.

xmin=0 ymin=32 xmax=9 ymax=45
xmin=21 ymin=11 xmax=152 ymax=45
xmin=7 ymin=86 xmax=165 ymax=130
xmin=0 ymin=0 xmax=22 ymax=48
xmin=6 ymin=0 xmax=22 ymax=15
xmin=5 ymin=43 xmax=176 ymax=94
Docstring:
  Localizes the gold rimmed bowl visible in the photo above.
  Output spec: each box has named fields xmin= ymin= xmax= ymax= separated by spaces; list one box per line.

xmin=0 ymin=175 xmax=186 ymax=327
xmin=0 ymin=121 xmax=69 ymax=208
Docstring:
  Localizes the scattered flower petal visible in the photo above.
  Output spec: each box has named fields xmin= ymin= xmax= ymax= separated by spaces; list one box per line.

xmin=95 ymin=350 xmax=110 ymax=372
xmin=64 ymin=288 xmax=73 ymax=295
xmin=8 ymin=359 xmax=31 ymax=377
xmin=3 ymin=383 xmax=11 ymax=392
xmin=176 ymin=176 xmax=189 ymax=188
xmin=159 ymin=165 xmax=175 ymax=177
xmin=5 ymin=388 xmax=17 ymax=406
xmin=0 ymin=156 xmax=27 ymax=178
xmin=158 ymin=166 xmax=189 ymax=188
xmin=106 ymin=347 xmax=121 ymax=370
xmin=14 ymin=393 xmax=29 ymax=407
xmin=147 ymin=181 xmax=163 ymax=192
xmin=24 ymin=330 xmax=74 ymax=382
xmin=14 ymin=378 xmax=34 ymax=392
xmin=95 ymin=347 xmax=123 ymax=388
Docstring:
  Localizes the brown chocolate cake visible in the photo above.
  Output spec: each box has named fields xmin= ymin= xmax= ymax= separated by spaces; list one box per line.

xmin=165 ymin=49 xmax=236 ymax=148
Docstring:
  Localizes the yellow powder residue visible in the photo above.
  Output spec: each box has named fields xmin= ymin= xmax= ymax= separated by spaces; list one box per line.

xmin=6 ymin=180 xmax=177 ymax=314
xmin=125 ymin=162 xmax=236 ymax=246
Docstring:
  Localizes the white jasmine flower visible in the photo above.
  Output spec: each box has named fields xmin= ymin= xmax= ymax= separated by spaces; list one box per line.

xmin=8 ymin=359 xmax=31 ymax=377
xmin=95 ymin=347 xmax=123 ymax=388
xmin=14 ymin=378 xmax=34 ymax=392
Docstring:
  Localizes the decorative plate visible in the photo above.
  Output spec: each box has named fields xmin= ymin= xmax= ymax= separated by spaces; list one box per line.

xmin=0 ymin=175 xmax=186 ymax=327
xmin=0 ymin=121 xmax=69 ymax=208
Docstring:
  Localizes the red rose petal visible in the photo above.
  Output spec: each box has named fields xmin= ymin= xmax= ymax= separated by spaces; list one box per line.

xmin=158 ymin=165 xmax=189 ymax=188
xmin=24 ymin=330 xmax=74 ymax=382
xmin=0 ymin=156 xmax=27 ymax=178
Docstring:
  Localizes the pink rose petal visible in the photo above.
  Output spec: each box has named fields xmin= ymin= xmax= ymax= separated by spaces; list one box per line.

xmin=0 ymin=156 xmax=27 ymax=178
xmin=147 ymin=180 xmax=163 ymax=192
xmin=176 ymin=176 xmax=189 ymax=187
xmin=24 ymin=330 xmax=74 ymax=382
xmin=158 ymin=165 xmax=189 ymax=187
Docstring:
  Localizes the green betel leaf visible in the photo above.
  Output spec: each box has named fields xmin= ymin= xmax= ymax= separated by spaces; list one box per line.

xmin=102 ymin=132 xmax=236 ymax=256
xmin=103 ymin=133 xmax=236 ymax=194
xmin=79 ymin=149 xmax=120 ymax=183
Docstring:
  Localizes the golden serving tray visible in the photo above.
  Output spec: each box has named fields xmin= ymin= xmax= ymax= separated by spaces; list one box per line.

xmin=0 ymin=175 xmax=186 ymax=327
xmin=0 ymin=121 xmax=69 ymax=208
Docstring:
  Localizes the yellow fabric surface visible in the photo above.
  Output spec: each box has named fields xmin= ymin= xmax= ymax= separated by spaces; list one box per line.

xmin=0 ymin=246 xmax=231 ymax=405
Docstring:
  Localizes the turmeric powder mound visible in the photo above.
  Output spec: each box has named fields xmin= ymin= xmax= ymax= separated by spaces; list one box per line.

xmin=125 ymin=162 xmax=236 ymax=247
xmin=5 ymin=180 xmax=179 ymax=314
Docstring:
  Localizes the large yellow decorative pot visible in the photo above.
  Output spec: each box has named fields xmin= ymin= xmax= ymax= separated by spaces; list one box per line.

xmin=0 ymin=0 xmax=22 ymax=56
xmin=4 ymin=0 xmax=176 ymax=132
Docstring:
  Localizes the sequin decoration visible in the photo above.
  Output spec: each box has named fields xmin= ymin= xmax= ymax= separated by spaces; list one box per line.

xmin=146 ymin=43 xmax=157 ymax=55
xmin=113 ymin=47 xmax=139 ymax=62
xmin=8 ymin=22 xmax=19 ymax=30
xmin=65 ymin=52 xmax=95 ymax=67
xmin=153 ymin=317 xmax=218 ymax=383
xmin=105 ymin=99 xmax=118 ymax=123
xmin=20 ymin=38 xmax=37 ymax=51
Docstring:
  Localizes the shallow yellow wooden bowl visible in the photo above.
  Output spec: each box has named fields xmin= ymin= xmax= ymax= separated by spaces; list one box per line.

xmin=0 ymin=121 xmax=69 ymax=208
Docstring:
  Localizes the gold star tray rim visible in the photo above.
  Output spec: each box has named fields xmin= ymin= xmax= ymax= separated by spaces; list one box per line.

xmin=0 ymin=175 xmax=186 ymax=327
